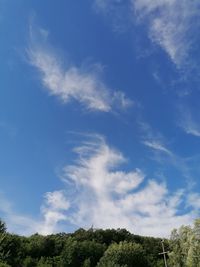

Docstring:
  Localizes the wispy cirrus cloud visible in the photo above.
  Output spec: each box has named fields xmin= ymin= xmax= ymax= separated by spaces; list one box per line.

xmin=187 ymin=193 xmax=200 ymax=210
xmin=0 ymin=190 xmax=70 ymax=235
xmin=38 ymin=190 xmax=70 ymax=235
xmin=139 ymin=121 xmax=195 ymax=186
xmin=57 ymin=134 xmax=197 ymax=237
xmin=179 ymin=109 xmax=200 ymax=137
xmin=133 ymin=0 xmax=200 ymax=68
xmin=28 ymin=28 xmax=132 ymax=112
xmin=95 ymin=0 xmax=200 ymax=69
xmin=0 ymin=193 xmax=39 ymax=235
xmin=94 ymin=0 xmax=132 ymax=32
xmin=143 ymin=140 xmax=172 ymax=156
xmin=0 ymin=135 xmax=199 ymax=237
xmin=139 ymin=121 xmax=172 ymax=156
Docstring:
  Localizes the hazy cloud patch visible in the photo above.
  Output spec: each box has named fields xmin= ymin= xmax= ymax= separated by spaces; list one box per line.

xmin=95 ymin=0 xmax=200 ymax=69
xmin=28 ymin=28 xmax=132 ymax=112
xmin=57 ymin=135 xmax=196 ymax=237
xmin=0 ymin=136 xmax=198 ymax=237
xmin=133 ymin=0 xmax=200 ymax=68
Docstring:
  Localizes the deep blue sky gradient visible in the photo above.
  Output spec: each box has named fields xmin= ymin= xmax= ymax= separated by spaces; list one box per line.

xmin=1 ymin=0 xmax=200 ymax=236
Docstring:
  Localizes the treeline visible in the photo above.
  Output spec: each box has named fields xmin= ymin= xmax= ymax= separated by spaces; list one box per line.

xmin=0 ymin=220 xmax=166 ymax=267
xmin=0 ymin=219 xmax=199 ymax=267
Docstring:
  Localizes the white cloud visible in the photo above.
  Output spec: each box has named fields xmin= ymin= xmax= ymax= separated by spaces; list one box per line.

xmin=139 ymin=121 xmax=173 ymax=156
xmin=95 ymin=0 xmax=200 ymax=67
xmin=44 ymin=190 xmax=70 ymax=211
xmin=95 ymin=0 xmax=111 ymax=12
xmin=179 ymin=111 xmax=200 ymax=137
xmin=133 ymin=0 xmax=199 ymax=67
xmin=0 ymin=191 xmax=70 ymax=236
xmin=0 ymin=193 xmax=39 ymax=235
xmin=60 ymin=135 xmax=196 ymax=237
xmin=187 ymin=193 xmax=200 ymax=210
xmin=28 ymin=44 xmax=132 ymax=112
xmin=39 ymin=190 xmax=70 ymax=235
xmin=143 ymin=140 xmax=172 ymax=155
xmin=139 ymin=121 xmax=194 ymax=184
xmin=0 ymin=136 xmax=198 ymax=237
xmin=94 ymin=0 xmax=131 ymax=33
xmin=95 ymin=0 xmax=128 ymax=14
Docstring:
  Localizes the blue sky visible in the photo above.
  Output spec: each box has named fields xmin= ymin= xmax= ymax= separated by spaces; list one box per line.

xmin=1 ymin=0 xmax=200 ymax=237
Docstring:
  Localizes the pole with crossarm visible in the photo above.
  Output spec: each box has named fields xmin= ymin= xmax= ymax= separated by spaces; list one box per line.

xmin=159 ymin=240 xmax=168 ymax=267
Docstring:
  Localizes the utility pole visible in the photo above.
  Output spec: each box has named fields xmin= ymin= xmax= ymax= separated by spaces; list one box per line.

xmin=159 ymin=240 xmax=168 ymax=267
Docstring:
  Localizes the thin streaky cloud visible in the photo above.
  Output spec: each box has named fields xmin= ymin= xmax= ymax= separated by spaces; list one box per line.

xmin=39 ymin=190 xmax=70 ymax=235
xmin=59 ymin=134 xmax=196 ymax=237
xmin=187 ymin=193 xmax=200 ymax=210
xmin=0 ymin=191 xmax=70 ymax=236
xmin=133 ymin=0 xmax=200 ymax=68
xmin=0 ymin=135 xmax=198 ymax=236
xmin=139 ymin=121 xmax=194 ymax=186
xmin=95 ymin=0 xmax=200 ymax=68
xmin=143 ymin=137 xmax=191 ymax=183
xmin=143 ymin=140 xmax=172 ymax=156
xmin=0 ymin=193 xmax=39 ymax=236
xmin=94 ymin=0 xmax=132 ymax=33
xmin=28 ymin=29 xmax=132 ymax=112
xmin=179 ymin=111 xmax=200 ymax=137
xmin=139 ymin=121 xmax=172 ymax=156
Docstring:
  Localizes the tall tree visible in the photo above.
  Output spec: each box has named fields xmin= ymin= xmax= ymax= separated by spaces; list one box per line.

xmin=97 ymin=241 xmax=148 ymax=267
xmin=169 ymin=219 xmax=200 ymax=267
xmin=0 ymin=220 xmax=6 ymax=234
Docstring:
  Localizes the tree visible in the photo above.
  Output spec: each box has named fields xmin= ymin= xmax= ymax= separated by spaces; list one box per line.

xmin=97 ymin=261 xmax=126 ymax=267
xmin=0 ymin=262 xmax=11 ymax=267
xmin=23 ymin=256 xmax=37 ymax=267
xmin=0 ymin=220 xmax=6 ymax=234
xmin=186 ymin=219 xmax=200 ymax=267
xmin=169 ymin=219 xmax=200 ymax=267
xmin=83 ymin=258 xmax=91 ymax=267
xmin=97 ymin=241 xmax=148 ymax=267
xmin=0 ymin=219 xmax=7 ymax=262
xmin=61 ymin=237 xmax=106 ymax=267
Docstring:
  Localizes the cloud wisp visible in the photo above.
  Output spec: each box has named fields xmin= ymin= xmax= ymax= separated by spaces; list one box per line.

xmin=0 ymin=193 xmax=39 ymax=236
xmin=179 ymin=109 xmax=200 ymax=137
xmin=58 ymin=134 xmax=196 ymax=237
xmin=139 ymin=120 xmax=197 ymax=190
xmin=28 ymin=32 xmax=132 ymax=112
xmin=0 ymin=135 xmax=199 ymax=237
xmin=133 ymin=0 xmax=200 ymax=68
xmin=0 ymin=190 xmax=70 ymax=236
xmin=39 ymin=190 xmax=70 ymax=235
xmin=140 ymin=121 xmax=173 ymax=156
xmin=143 ymin=140 xmax=172 ymax=156
xmin=95 ymin=0 xmax=200 ymax=69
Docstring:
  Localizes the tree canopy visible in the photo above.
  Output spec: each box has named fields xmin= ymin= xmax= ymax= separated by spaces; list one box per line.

xmin=0 ymin=218 xmax=199 ymax=266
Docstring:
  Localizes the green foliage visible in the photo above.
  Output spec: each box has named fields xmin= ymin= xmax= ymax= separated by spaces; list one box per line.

xmin=83 ymin=258 xmax=91 ymax=267
xmin=36 ymin=257 xmax=53 ymax=267
xmin=3 ymin=217 xmax=196 ymax=267
xmin=72 ymin=228 xmax=132 ymax=245
xmin=97 ymin=261 xmax=126 ymax=267
xmin=23 ymin=256 xmax=37 ymax=267
xmin=168 ymin=219 xmax=200 ymax=267
xmin=61 ymin=237 xmax=106 ymax=267
xmin=97 ymin=241 xmax=148 ymax=267
xmin=25 ymin=234 xmax=54 ymax=258
xmin=0 ymin=220 xmax=6 ymax=234
xmin=36 ymin=256 xmax=62 ymax=267
xmin=0 ymin=262 xmax=11 ymax=267
xmin=0 ymin=234 xmax=24 ymax=266
xmin=0 ymin=220 xmax=8 ymax=264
